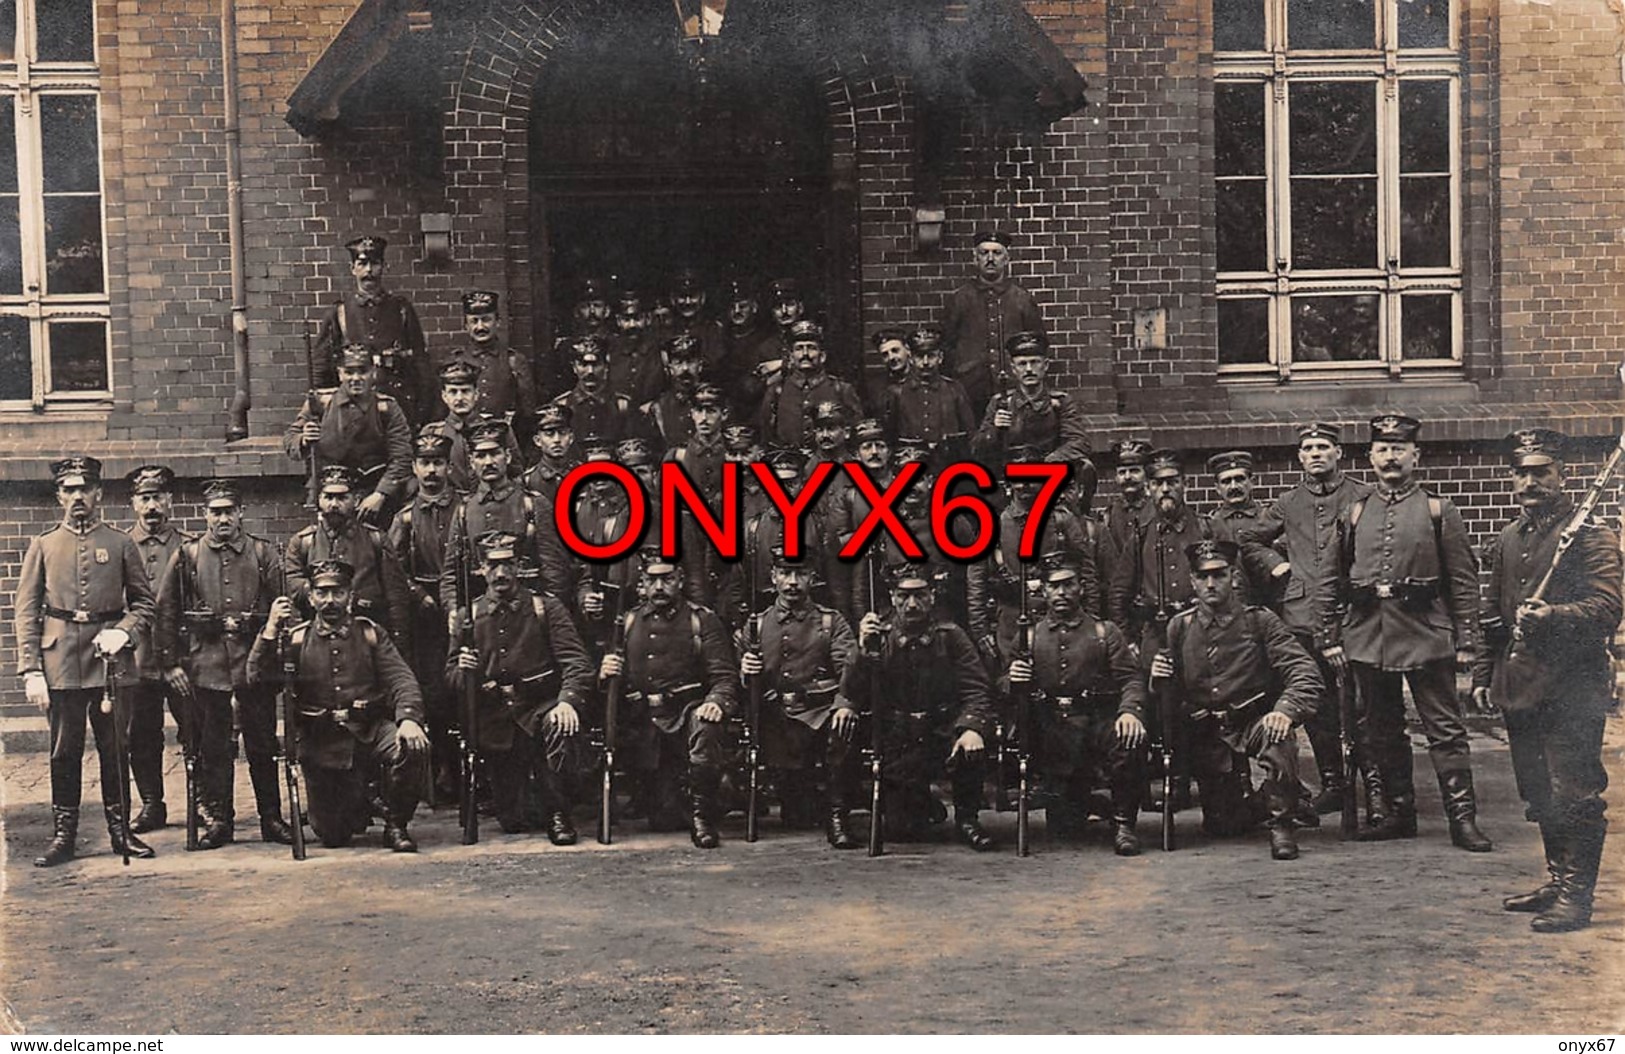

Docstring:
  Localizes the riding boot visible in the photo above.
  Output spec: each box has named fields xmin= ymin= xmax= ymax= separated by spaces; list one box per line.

xmin=1363 ymin=767 xmax=1390 ymax=827
xmin=33 ymin=806 xmax=79 ymax=868
xmin=1505 ymin=822 xmax=1565 ymax=912
xmin=1439 ymin=770 xmax=1493 ymax=852
xmin=827 ymin=807 xmax=859 ymax=850
xmin=249 ymin=756 xmax=293 ymax=845
xmin=690 ymin=769 xmax=721 ymax=850
xmin=105 ymin=804 xmax=156 ymax=859
xmin=1532 ymin=825 xmax=1604 ymax=933
xmin=1311 ymin=767 xmax=1345 ymax=816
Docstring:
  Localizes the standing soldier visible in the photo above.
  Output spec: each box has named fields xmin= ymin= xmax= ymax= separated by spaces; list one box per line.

xmin=659 ymin=268 xmax=726 ymax=372
xmin=737 ymin=547 xmax=863 ymax=846
xmin=448 ymin=531 xmax=595 ymax=843
xmin=597 ymin=554 xmax=739 ymax=849
xmin=444 ymin=290 xmax=538 ymax=428
xmin=388 ymin=430 xmax=461 ymax=802
xmin=1204 ymin=451 xmax=1275 ymax=605
xmin=125 ymin=465 xmax=193 ymax=834
xmin=667 ymin=383 xmax=731 ymax=606
xmin=285 ymin=465 xmax=412 ymax=655
xmin=883 ymin=326 xmax=976 ymax=455
xmin=1003 ymin=552 xmax=1147 ymax=853
xmin=972 ymin=332 xmax=1090 ymax=465
xmin=424 ymin=359 xmax=513 ymax=495
xmin=940 ymin=230 xmax=1046 ymax=410
xmin=1238 ymin=423 xmax=1373 ymax=818
xmin=721 ymin=277 xmax=768 ymax=387
xmin=739 ymin=277 xmax=804 ymax=411
xmin=640 ymin=335 xmax=707 ymax=449
xmin=757 ymin=320 xmax=863 ymax=452
xmin=17 ymin=456 xmax=157 ymax=866
xmin=867 ymin=327 xmax=913 ymax=420
xmin=313 ymin=236 xmax=429 ymax=423
xmin=1475 ymin=429 xmax=1620 ymax=931
xmin=523 ymin=402 xmax=578 ymax=505
xmin=1327 ymin=414 xmax=1489 ymax=851
xmin=1150 ymin=539 xmax=1323 ymax=859
xmin=572 ymin=436 xmax=647 ymax=655
xmin=555 ymin=338 xmax=638 ymax=445
xmin=572 ymin=275 xmax=615 ymax=343
xmin=1102 ymin=437 xmax=1155 ymax=558
xmin=155 ymin=479 xmax=293 ymax=847
xmin=808 ymin=401 xmax=855 ymax=464
xmin=250 ymin=560 xmax=428 ymax=852
xmin=846 ymin=565 xmax=998 ymax=850
xmin=285 ymin=343 xmax=414 ymax=521
xmin=604 ymin=287 xmax=663 ymax=408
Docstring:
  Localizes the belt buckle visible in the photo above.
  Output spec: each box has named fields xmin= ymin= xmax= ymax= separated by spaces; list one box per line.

xmin=223 ymin=615 xmax=241 ymax=633
xmin=72 ymin=609 xmax=91 ymax=623
xmin=1375 ymin=583 xmax=1394 ymax=599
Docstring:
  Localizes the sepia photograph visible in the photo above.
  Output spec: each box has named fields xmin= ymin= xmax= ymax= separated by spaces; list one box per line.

xmin=0 ymin=0 xmax=1620 ymax=1037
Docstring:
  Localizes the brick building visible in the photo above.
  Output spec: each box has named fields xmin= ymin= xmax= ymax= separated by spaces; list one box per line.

xmin=1 ymin=0 xmax=1623 ymax=714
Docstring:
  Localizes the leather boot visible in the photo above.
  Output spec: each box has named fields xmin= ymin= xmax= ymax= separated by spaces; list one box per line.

xmin=130 ymin=800 xmax=167 ymax=834
xmin=1363 ymin=767 xmax=1390 ymax=827
xmin=690 ymin=794 xmax=721 ymax=850
xmin=1112 ymin=818 xmax=1141 ymax=857
xmin=249 ymin=758 xmax=293 ymax=844
xmin=1268 ymin=825 xmax=1300 ymax=860
xmin=34 ymin=806 xmax=79 ymax=868
xmin=105 ymin=804 xmax=156 ymax=859
xmin=1505 ymin=823 xmax=1565 ymax=912
xmin=1533 ymin=827 xmax=1604 ymax=933
xmin=196 ymin=794 xmax=234 ymax=850
xmin=827 ymin=808 xmax=859 ymax=850
xmin=1311 ymin=768 xmax=1345 ymax=816
xmin=1440 ymin=771 xmax=1493 ymax=852
xmin=954 ymin=807 xmax=996 ymax=852
xmin=1355 ymin=775 xmax=1413 ymax=842
xmin=384 ymin=821 xmax=418 ymax=853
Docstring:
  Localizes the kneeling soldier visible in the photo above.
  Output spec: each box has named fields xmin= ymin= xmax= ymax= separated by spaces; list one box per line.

xmin=1004 ymin=552 xmax=1148 ymax=854
xmin=738 ymin=547 xmax=863 ymax=847
xmin=250 ymin=559 xmax=428 ymax=852
xmin=1150 ymin=540 xmax=1322 ymax=860
xmin=598 ymin=554 xmax=737 ymax=849
xmin=448 ymin=532 xmax=594 ymax=843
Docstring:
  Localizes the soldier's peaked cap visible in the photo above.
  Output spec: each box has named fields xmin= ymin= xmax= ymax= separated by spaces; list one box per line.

xmin=467 ymin=416 xmax=511 ymax=451
xmin=309 ymin=558 xmax=355 ymax=588
xmin=1297 ymin=421 xmax=1342 ymax=445
xmin=126 ymin=465 xmax=176 ymax=495
xmin=345 ymin=236 xmax=387 ymax=262
xmin=461 ymin=290 xmax=499 ymax=315
xmin=318 ymin=465 xmax=360 ymax=493
xmin=413 ymin=429 xmax=454 ymax=460
xmin=476 ymin=530 xmax=520 ymax=563
xmin=1205 ymin=450 xmax=1254 ymax=477
xmin=534 ymin=402 xmax=573 ymax=430
xmin=1146 ymin=449 xmax=1185 ymax=479
xmin=1369 ymin=413 xmax=1422 ymax=443
xmin=1505 ymin=427 xmax=1568 ymax=468
xmin=438 ymin=358 xmax=480 ymax=386
xmin=338 ymin=343 xmax=376 ymax=369
xmin=51 ymin=455 xmax=102 ymax=487
xmin=202 ymin=478 xmax=241 ymax=507
xmin=1186 ymin=538 xmax=1239 ymax=573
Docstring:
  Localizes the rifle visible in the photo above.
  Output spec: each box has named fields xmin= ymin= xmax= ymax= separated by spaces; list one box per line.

xmin=1337 ymin=662 xmax=1359 ymax=838
xmin=303 ymin=324 xmax=319 ymax=509
xmin=101 ymin=652 xmax=130 ymax=866
xmin=598 ymin=572 xmax=634 ymax=846
xmin=744 ymin=556 xmax=764 ymax=844
xmin=177 ymin=546 xmax=200 ymax=852
xmin=454 ymin=523 xmax=479 ymax=846
xmin=864 ymin=550 xmax=886 ymax=858
xmin=1152 ymin=533 xmax=1177 ymax=853
xmin=276 ymin=570 xmax=307 ymax=861
xmin=1014 ymin=554 xmax=1036 ymax=858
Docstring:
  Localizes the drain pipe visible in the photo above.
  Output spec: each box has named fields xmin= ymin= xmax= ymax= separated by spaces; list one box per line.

xmin=223 ymin=0 xmax=251 ymax=442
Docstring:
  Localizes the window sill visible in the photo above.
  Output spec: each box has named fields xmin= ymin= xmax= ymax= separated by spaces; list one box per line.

xmin=1223 ymin=378 xmax=1480 ymax=411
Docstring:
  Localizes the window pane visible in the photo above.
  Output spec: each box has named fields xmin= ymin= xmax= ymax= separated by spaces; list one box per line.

xmin=1214 ymin=0 xmax=1265 ymax=51
xmin=1400 ymin=176 xmax=1451 ymax=267
xmin=41 ymin=95 xmax=100 ymax=193
xmin=1399 ymin=81 xmax=1451 ymax=173
xmin=1216 ymin=83 xmax=1265 ymax=177
xmin=36 ymin=0 xmax=95 ymax=63
xmin=0 ymin=97 xmax=15 ymax=193
xmin=1292 ymin=296 xmax=1379 ymax=362
xmin=0 ymin=314 xmax=28 ymax=399
xmin=1290 ymin=82 xmax=1376 ymax=175
xmin=0 ymin=0 xmax=15 ymax=62
xmin=1218 ymin=180 xmax=1267 ymax=272
xmin=1398 ymin=0 xmax=1451 ymax=48
xmin=1219 ymin=299 xmax=1270 ymax=365
xmin=47 ymin=319 xmax=105 ymax=391
xmin=0 ymin=194 xmax=20 ymax=294
xmin=1288 ymin=0 xmax=1375 ymax=49
xmin=1291 ymin=177 xmax=1377 ymax=269
xmin=43 ymin=195 xmax=103 ymax=294
xmin=1402 ymin=295 xmax=1454 ymax=359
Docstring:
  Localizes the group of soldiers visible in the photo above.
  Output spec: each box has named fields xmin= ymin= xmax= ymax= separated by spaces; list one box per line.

xmin=11 ymin=231 xmax=1617 ymax=936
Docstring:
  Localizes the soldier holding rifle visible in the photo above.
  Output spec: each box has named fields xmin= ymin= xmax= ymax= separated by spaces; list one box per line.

xmin=313 ymin=236 xmax=429 ymax=423
xmin=971 ymin=331 xmax=1091 ymax=465
xmin=284 ymin=342 xmax=414 ymax=521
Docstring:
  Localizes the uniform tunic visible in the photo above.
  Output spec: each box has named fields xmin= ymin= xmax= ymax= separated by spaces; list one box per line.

xmin=940 ymin=277 xmax=1045 ymax=408
xmin=284 ymin=388 xmax=414 ymax=504
xmin=284 ymin=520 xmax=411 ymax=648
xmin=757 ymin=371 xmax=864 ymax=451
xmin=971 ymin=386 xmax=1091 ymax=464
xmin=314 ymin=291 xmax=430 ymax=422
xmin=129 ymin=523 xmax=190 ymax=682
xmin=155 ymin=533 xmax=281 ymax=692
xmin=884 ymin=370 xmax=977 ymax=448
xmin=1239 ymin=472 xmax=1372 ymax=646
xmin=15 ymin=519 xmax=154 ymax=689
xmin=438 ymin=482 xmax=570 ymax=608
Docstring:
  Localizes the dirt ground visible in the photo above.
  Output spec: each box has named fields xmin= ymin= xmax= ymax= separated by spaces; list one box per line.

xmin=1 ymin=726 xmax=1621 ymax=1035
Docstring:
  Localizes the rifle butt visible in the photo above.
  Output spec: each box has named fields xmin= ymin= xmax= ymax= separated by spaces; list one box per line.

xmin=745 ymin=747 xmax=759 ymax=843
xmin=184 ymin=756 xmax=200 ymax=852
xmin=286 ymin=765 xmax=307 ymax=861
xmin=1016 ymin=758 xmax=1030 ymax=858
xmin=598 ymin=757 xmax=614 ymax=846
xmin=1160 ymin=749 xmax=1176 ymax=852
xmin=867 ymin=758 xmax=883 ymax=857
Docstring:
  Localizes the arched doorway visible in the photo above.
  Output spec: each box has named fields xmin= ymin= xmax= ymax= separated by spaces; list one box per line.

xmin=529 ymin=3 xmax=850 ymax=385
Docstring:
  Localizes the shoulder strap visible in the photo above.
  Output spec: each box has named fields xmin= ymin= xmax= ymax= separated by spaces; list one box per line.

xmin=1093 ymin=619 xmax=1107 ymax=642
xmin=338 ymin=301 xmax=351 ymax=342
xmin=822 ymin=610 xmax=833 ymax=637
xmin=360 ymin=620 xmax=380 ymax=648
xmin=1349 ymin=495 xmax=1368 ymax=531
xmin=531 ymin=593 xmax=546 ymax=620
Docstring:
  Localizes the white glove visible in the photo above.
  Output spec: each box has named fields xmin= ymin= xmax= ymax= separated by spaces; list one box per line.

xmin=93 ymin=628 xmax=131 ymax=656
xmin=24 ymin=671 xmax=49 ymax=711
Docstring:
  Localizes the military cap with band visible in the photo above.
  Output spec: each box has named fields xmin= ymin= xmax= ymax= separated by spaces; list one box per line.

xmin=886 ymin=563 xmax=933 ymax=591
xmin=1186 ymin=538 xmax=1239 ymax=574
xmin=309 ymin=558 xmax=356 ymax=589
xmin=1369 ymin=413 xmax=1422 ymax=444
xmin=723 ymin=424 xmax=759 ymax=454
xmin=1297 ymin=421 xmax=1342 ymax=445
xmin=345 ymin=236 xmax=387 ymax=263
xmin=338 ymin=343 xmax=376 ymax=369
xmin=811 ymin=400 xmax=848 ymax=426
xmin=1206 ymin=450 xmax=1254 ymax=477
xmin=906 ymin=326 xmax=944 ymax=353
xmin=126 ymin=465 xmax=176 ymax=495
xmin=788 ymin=319 xmax=823 ymax=342
xmin=640 ymin=547 xmax=679 ymax=576
xmin=893 ymin=442 xmax=930 ymax=465
xmin=439 ymin=358 xmax=480 ymax=387
xmin=51 ymin=455 xmax=103 ymax=487
xmin=871 ymin=327 xmax=908 ymax=349
xmin=971 ymin=230 xmax=1014 ymax=248
xmin=723 ymin=277 xmax=756 ymax=303
xmin=579 ymin=275 xmax=610 ymax=301
xmin=569 ymin=337 xmax=605 ymax=364
xmin=202 ymin=478 xmax=241 ymax=508
xmin=1505 ymin=427 xmax=1568 ymax=468
xmin=616 ymin=436 xmax=657 ymax=467
xmin=663 ymin=334 xmax=702 ymax=362
xmin=579 ymin=434 xmax=615 ymax=462
xmin=764 ymin=447 xmax=807 ymax=478
xmin=534 ymin=402 xmax=573 ymax=431
xmin=853 ymin=418 xmax=888 ymax=443
xmin=691 ymin=383 xmax=726 ymax=409
xmin=1040 ymin=549 xmax=1084 ymax=584
xmin=614 ymin=288 xmax=644 ymax=313
xmin=1111 ymin=437 xmax=1153 ymax=465
xmin=476 ymin=530 xmax=521 ymax=563
xmin=769 ymin=545 xmax=806 ymax=569
xmin=319 ymin=464 xmax=362 ymax=494
xmin=671 ymin=268 xmax=704 ymax=295
xmin=1146 ymin=449 xmax=1185 ymax=479
xmin=467 ymin=416 xmax=511 ymax=451
xmin=413 ymin=429 xmax=454 ymax=460
xmin=767 ymin=277 xmax=801 ymax=303
xmin=462 ymin=290 xmax=499 ymax=315
xmin=1005 ymin=331 xmax=1048 ymax=358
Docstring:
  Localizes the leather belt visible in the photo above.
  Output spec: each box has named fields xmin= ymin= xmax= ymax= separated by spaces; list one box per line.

xmin=43 ymin=606 xmax=124 ymax=625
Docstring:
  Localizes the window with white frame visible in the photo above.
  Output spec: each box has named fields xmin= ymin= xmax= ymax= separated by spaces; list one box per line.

xmin=1214 ymin=0 xmax=1459 ymax=380
xmin=0 ymin=0 xmax=108 ymax=410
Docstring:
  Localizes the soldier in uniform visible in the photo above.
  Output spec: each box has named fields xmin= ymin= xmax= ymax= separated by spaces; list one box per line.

xmin=443 ymin=290 xmax=538 ymax=428
xmin=1204 ymin=451 xmax=1275 ymax=604
xmin=284 ymin=465 xmax=412 ymax=653
xmin=448 ymin=531 xmax=595 ymax=843
xmin=940 ymin=230 xmax=1046 ymax=410
xmin=972 ymin=331 xmax=1091 ymax=465
xmin=737 ymin=547 xmax=863 ymax=846
xmin=757 ymin=320 xmax=863 ymax=452
xmin=313 ymin=236 xmax=430 ymax=424
xmin=155 ymin=479 xmax=293 ymax=848
xmin=1238 ymin=422 xmax=1374 ymax=818
xmin=555 ymin=338 xmax=639 ymax=445
xmin=1102 ymin=437 xmax=1154 ymax=558
xmin=597 ymin=554 xmax=738 ymax=848
xmin=721 ymin=278 xmax=766 ymax=371
xmin=721 ymin=448 xmax=826 ymax=634
xmin=388 ymin=430 xmax=461 ymax=801
xmin=867 ymin=327 xmax=913 ymax=418
xmin=1150 ymin=539 xmax=1323 ymax=859
xmin=884 ymin=326 xmax=977 ymax=455
xmin=1003 ymin=551 xmax=1147 ymax=853
xmin=640 ymin=335 xmax=707 ymax=449
xmin=847 ymin=564 xmax=997 ymax=849
xmin=1473 ymin=429 xmax=1620 ymax=932
xmin=738 ymin=277 xmax=804 ymax=412
xmin=658 ymin=267 xmax=726 ymax=372
xmin=17 ymin=456 xmax=157 ymax=866
xmin=439 ymin=417 xmax=569 ymax=608
xmin=572 ymin=275 xmax=615 ymax=342
xmin=667 ymin=383 xmax=731 ymax=606
xmin=1327 ymin=414 xmax=1490 ymax=851
xmin=423 ymin=359 xmax=509 ymax=494
xmin=285 ymin=342 xmax=414 ymax=521
xmin=808 ymin=400 xmax=854 ymax=464
xmin=124 ymin=465 xmax=193 ymax=833
xmin=572 ymin=436 xmax=649 ymax=655
xmin=522 ymin=402 xmax=578 ymax=505
xmin=250 ymin=560 xmax=428 ymax=852
xmin=604 ymin=288 xmax=663 ymax=408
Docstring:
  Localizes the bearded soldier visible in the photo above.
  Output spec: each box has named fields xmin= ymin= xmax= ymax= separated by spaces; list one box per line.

xmin=285 ymin=464 xmax=412 ymax=655
xmin=285 ymin=342 xmax=414 ymax=520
